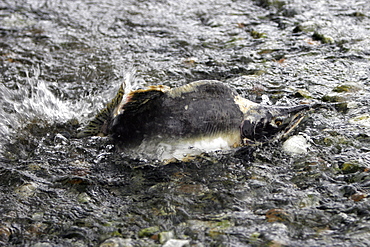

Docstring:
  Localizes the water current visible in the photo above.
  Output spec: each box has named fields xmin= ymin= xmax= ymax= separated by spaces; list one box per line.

xmin=0 ymin=0 xmax=370 ymax=246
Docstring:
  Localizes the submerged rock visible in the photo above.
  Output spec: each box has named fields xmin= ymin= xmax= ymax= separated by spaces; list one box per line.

xmin=162 ymin=239 xmax=190 ymax=247
xmin=159 ymin=231 xmax=175 ymax=244
xmin=15 ymin=182 xmax=38 ymax=198
xmin=99 ymin=237 xmax=133 ymax=247
xmin=282 ymin=135 xmax=311 ymax=154
xmin=349 ymin=114 xmax=370 ymax=128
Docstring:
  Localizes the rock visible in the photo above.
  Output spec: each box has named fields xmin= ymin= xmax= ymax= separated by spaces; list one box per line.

xmin=15 ymin=182 xmax=38 ymax=197
xmin=282 ymin=135 xmax=311 ymax=154
xmin=99 ymin=237 xmax=133 ymax=247
xmin=159 ymin=231 xmax=174 ymax=244
xmin=349 ymin=114 xmax=370 ymax=128
xmin=32 ymin=243 xmax=53 ymax=247
xmin=294 ymin=89 xmax=312 ymax=99
xmin=333 ymin=84 xmax=360 ymax=93
xmin=341 ymin=162 xmax=363 ymax=174
xmin=77 ymin=192 xmax=91 ymax=204
xmin=312 ymin=32 xmax=334 ymax=44
xmin=321 ymin=94 xmax=346 ymax=103
xmin=0 ymin=225 xmax=11 ymax=244
xmin=162 ymin=239 xmax=190 ymax=247
xmin=138 ymin=226 xmax=160 ymax=238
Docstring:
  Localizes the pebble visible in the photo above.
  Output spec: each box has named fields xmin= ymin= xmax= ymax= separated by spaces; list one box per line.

xmin=349 ymin=114 xmax=370 ymax=128
xmin=282 ymin=135 xmax=311 ymax=154
xmin=32 ymin=243 xmax=53 ymax=247
xmin=159 ymin=231 xmax=174 ymax=244
xmin=99 ymin=237 xmax=133 ymax=247
xmin=15 ymin=182 xmax=38 ymax=197
xmin=162 ymin=239 xmax=190 ymax=247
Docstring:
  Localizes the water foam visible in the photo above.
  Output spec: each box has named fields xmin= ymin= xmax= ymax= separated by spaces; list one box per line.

xmin=0 ymin=68 xmax=100 ymax=152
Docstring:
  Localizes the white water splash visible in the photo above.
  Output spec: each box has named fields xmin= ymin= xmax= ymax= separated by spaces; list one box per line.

xmin=0 ymin=68 xmax=101 ymax=151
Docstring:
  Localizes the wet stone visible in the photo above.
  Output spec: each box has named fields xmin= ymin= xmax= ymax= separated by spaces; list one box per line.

xmin=138 ymin=226 xmax=160 ymax=238
xmin=340 ymin=161 xmax=365 ymax=174
xmin=15 ymin=182 xmax=38 ymax=198
xmin=77 ymin=192 xmax=92 ymax=204
xmin=282 ymin=135 xmax=311 ymax=154
xmin=349 ymin=114 xmax=370 ymax=128
xmin=159 ymin=231 xmax=175 ymax=244
xmin=162 ymin=239 xmax=190 ymax=247
xmin=99 ymin=237 xmax=133 ymax=247
xmin=0 ymin=225 xmax=11 ymax=245
xmin=312 ymin=32 xmax=334 ymax=44
xmin=333 ymin=84 xmax=361 ymax=93
xmin=32 ymin=243 xmax=54 ymax=247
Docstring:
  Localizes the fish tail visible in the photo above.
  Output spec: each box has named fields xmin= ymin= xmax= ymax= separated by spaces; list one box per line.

xmin=77 ymin=82 xmax=125 ymax=138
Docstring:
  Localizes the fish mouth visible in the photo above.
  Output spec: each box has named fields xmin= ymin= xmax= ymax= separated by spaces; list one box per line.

xmin=240 ymin=104 xmax=312 ymax=145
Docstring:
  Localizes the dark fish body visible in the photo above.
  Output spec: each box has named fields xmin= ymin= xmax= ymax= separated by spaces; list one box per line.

xmin=78 ymin=80 xmax=313 ymax=158
xmin=110 ymin=81 xmax=244 ymax=147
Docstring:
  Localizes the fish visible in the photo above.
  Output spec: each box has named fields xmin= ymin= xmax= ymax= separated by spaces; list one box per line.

xmin=78 ymin=79 xmax=315 ymax=159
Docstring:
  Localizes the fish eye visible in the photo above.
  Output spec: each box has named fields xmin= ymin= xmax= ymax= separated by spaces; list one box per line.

xmin=272 ymin=117 xmax=285 ymax=127
xmin=275 ymin=119 xmax=283 ymax=126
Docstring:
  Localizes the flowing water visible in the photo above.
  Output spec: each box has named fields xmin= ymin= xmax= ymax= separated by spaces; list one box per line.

xmin=1 ymin=0 xmax=370 ymax=246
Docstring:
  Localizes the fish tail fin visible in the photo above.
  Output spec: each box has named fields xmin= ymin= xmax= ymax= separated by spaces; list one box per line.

xmin=77 ymin=82 xmax=125 ymax=138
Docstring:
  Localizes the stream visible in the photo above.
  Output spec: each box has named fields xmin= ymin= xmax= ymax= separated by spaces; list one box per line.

xmin=1 ymin=0 xmax=370 ymax=246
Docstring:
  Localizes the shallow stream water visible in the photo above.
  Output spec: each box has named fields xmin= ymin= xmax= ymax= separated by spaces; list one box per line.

xmin=1 ymin=0 xmax=370 ymax=246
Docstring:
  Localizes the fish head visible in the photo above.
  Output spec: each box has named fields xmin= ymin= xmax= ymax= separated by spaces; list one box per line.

xmin=240 ymin=104 xmax=311 ymax=145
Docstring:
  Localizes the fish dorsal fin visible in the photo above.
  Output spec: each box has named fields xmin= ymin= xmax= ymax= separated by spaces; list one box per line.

xmin=77 ymin=83 xmax=125 ymax=137
xmin=167 ymin=80 xmax=222 ymax=98
xmin=120 ymin=85 xmax=170 ymax=114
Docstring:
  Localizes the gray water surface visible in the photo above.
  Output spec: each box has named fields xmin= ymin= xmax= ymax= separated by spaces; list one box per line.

xmin=1 ymin=0 xmax=370 ymax=246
